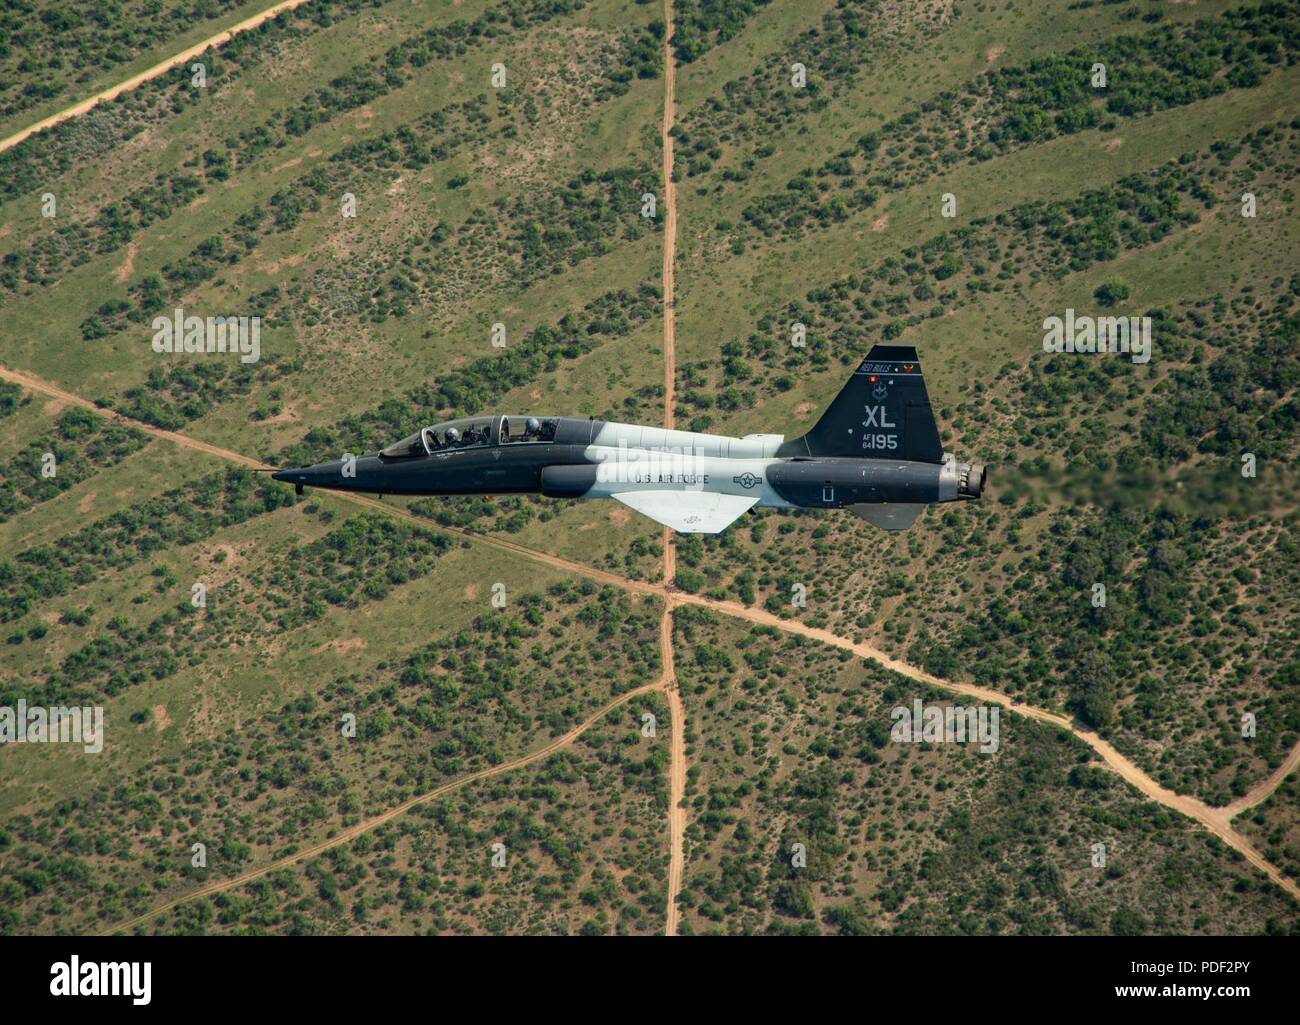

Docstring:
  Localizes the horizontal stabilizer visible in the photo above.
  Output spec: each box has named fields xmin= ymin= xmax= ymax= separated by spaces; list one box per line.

xmin=612 ymin=491 xmax=757 ymax=534
xmin=849 ymin=503 xmax=924 ymax=531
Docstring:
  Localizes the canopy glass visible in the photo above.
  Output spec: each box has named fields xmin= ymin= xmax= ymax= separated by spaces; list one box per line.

xmin=378 ymin=416 xmax=559 ymax=459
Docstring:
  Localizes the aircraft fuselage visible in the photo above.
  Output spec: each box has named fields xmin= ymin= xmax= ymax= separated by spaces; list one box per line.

xmin=273 ymin=416 xmax=985 ymax=533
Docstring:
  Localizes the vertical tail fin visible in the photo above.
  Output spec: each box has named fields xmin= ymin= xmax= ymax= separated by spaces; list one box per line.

xmin=779 ymin=345 xmax=943 ymax=462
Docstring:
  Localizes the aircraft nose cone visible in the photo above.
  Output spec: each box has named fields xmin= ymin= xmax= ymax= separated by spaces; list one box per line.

xmin=273 ymin=460 xmax=346 ymax=487
xmin=272 ymin=466 xmax=319 ymax=485
xmin=273 ymin=455 xmax=386 ymax=492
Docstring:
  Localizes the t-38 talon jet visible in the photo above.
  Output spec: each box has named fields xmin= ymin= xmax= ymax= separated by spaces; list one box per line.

xmin=272 ymin=344 xmax=986 ymax=533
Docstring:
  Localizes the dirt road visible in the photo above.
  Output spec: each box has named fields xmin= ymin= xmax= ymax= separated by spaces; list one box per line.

xmin=660 ymin=0 xmax=678 ymax=435
xmin=0 ymin=365 xmax=272 ymax=470
xmin=0 ymin=364 xmax=664 ymax=595
xmin=344 ymin=492 xmax=667 ymax=598
xmin=669 ymin=589 xmax=1300 ymax=903
xmin=663 ymin=607 xmax=686 ymax=936
xmin=1224 ymin=739 xmax=1300 ymax=818
xmin=0 ymin=0 xmax=316 ymax=154
xmin=101 ymin=678 xmax=663 ymax=935
xmin=657 ymin=0 xmax=689 ymax=937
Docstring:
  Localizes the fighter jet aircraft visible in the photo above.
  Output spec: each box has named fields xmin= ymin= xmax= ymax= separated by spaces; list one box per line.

xmin=272 ymin=344 xmax=986 ymax=533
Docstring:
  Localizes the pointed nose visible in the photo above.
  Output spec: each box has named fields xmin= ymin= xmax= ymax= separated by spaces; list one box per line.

xmin=273 ymin=460 xmax=348 ymax=487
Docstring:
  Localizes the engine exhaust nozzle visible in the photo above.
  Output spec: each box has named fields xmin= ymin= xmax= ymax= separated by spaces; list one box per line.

xmin=958 ymin=462 xmax=986 ymax=499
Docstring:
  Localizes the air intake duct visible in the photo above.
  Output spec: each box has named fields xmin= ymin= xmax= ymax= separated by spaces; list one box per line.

xmin=541 ymin=464 xmax=598 ymax=498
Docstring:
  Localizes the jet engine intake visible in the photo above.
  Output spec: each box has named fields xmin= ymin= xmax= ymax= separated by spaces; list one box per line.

xmin=540 ymin=464 xmax=598 ymax=498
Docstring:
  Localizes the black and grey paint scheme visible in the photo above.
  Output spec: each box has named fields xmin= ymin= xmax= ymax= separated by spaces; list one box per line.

xmin=272 ymin=345 xmax=986 ymax=532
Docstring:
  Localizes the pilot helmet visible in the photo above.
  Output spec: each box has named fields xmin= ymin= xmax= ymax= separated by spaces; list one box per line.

xmin=526 ymin=417 xmax=540 ymax=434
xmin=445 ymin=427 xmax=460 ymax=443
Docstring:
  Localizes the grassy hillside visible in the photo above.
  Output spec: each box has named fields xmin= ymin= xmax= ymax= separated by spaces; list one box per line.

xmin=0 ymin=0 xmax=1296 ymax=935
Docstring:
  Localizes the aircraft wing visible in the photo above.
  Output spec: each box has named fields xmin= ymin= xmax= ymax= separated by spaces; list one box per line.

xmin=612 ymin=491 xmax=757 ymax=534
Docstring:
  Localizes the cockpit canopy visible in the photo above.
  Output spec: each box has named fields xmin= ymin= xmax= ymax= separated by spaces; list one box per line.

xmin=500 ymin=415 xmax=557 ymax=444
xmin=378 ymin=415 xmax=560 ymax=459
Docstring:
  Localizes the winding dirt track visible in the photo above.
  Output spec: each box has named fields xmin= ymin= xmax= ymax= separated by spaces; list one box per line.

xmin=99 ymin=679 xmax=664 ymax=935
xmin=0 ymin=365 xmax=271 ymax=469
xmin=0 ymin=364 xmax=656 ymax=589
xmin=1225 ymin=740 xmax=1300 ymax=818
xmin=346 ymin=492 xmax=667 ymax=596
xmin=0 ymin=0 xmax=316 ymax=154
xmin=667 ymin=592 xmax=1300 ymax=903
